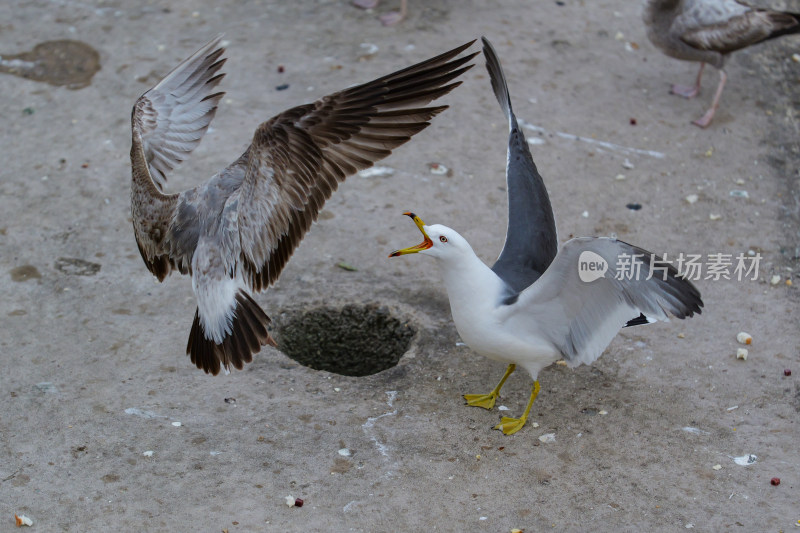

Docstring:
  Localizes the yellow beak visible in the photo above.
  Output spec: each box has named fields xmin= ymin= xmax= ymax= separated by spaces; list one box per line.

xmin=389 ymin=212 xmax=433 ymax=257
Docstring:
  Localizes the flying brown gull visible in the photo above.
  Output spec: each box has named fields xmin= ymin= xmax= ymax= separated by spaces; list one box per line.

xmin=389 ymin=37 xmax=703 ymax=435
xmin=130 ymin=35 xmax=476 ymax=375
xmin=643 ymin=0 xmax=800 ymax=127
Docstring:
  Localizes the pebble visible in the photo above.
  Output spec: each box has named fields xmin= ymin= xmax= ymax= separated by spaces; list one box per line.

xmin=538 ymin=433 xmax=556 ymax=443
xmin=615 ymin=173 xmax=626 ymax=181
xmin=622 ymin=158 xmax=634 ymax=169
xmin=358 ymin=166 xmax=394 ymax=178
xmin=685 ymin=194 xmax=699 ymax=204
xmin=736 ymin=348 xmax=748 ymax=361
xmin=143 ymin=450 xmax=154 ymax=457
xmin=712 ymin=464 xmax=722 ymax=470
xmin=734 ymin=454 xmax=757 ymax=466
xmin=736 ymin=332 xmax=752 ymax=345
xmin=581 ymin=210 xmax=589 ymax=218
xmin=770 ymin=275 xmax=781 ymax=285
xmin=709 ymin=213 xmax=722 ymax=221
xmin=792 ymin=53 xmax=800 ymax=63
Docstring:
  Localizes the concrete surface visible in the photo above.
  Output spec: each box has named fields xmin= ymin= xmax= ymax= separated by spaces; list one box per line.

xmin=1 ymin=0 xmax=798 ymax=531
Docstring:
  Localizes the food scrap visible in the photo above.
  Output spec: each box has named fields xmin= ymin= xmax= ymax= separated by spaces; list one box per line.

xmin=736 ymin=348 xmax=748 ymax=361
xmin=736 ymin=332 xmax=752 ymax=345
xmin=14 ymin=514 xmax=33 ymax=527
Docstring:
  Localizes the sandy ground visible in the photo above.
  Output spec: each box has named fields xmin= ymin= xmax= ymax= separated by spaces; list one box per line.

xmin=1 ymin=0 xmax=799 ymax=531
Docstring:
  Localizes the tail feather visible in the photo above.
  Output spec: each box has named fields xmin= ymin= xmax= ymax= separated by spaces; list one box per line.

xmin=186 ymin=290 xmax=277 ymax=375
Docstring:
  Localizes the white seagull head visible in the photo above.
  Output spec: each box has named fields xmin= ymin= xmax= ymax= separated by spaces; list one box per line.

xmin=389 ymin=212 xmax=474 ymax=264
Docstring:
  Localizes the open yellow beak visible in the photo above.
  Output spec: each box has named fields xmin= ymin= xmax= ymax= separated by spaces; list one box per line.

xmin=389 ymin=212 xmax=433 ymax=257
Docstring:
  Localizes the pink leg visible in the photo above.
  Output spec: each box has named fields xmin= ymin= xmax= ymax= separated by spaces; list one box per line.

xmin=692 ymin=69 xmax=727 ymax=128
xmin=379 ymin=0 xmax=407 ymax=25
xmin=671 ymin=63 xmax=704 ymax=99
xmin=353 ymin=0 xmax=379 ymax=9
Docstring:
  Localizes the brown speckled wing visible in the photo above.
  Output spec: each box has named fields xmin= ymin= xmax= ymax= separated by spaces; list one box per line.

xmin=130 ymin=35 xmax=227 ymax=281
xmin=234 ymin=41 xmax=478 ymax=292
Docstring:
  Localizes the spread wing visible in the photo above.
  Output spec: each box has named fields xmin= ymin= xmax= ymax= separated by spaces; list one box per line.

xmin=505 ymin=237 xmax=703 ymax=367
xmin=482 ymin=37 xmax=558 ymax=295
xmin=232 ymin=41 xmax=478 ymax=291
xmin=130 ymin=34 xmax=227 ymax=280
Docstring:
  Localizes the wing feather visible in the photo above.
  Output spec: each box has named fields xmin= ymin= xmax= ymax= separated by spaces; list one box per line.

xmin=233 ymin=41 xmax=478 ymax=291
xmin=508 ymin=237 xmax=703 ymax=367
xmin=131 ymin=35 xmax=228 ymax=280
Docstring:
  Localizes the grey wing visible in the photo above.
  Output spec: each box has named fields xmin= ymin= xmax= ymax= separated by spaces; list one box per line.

xmin=482 ymin=38 xmax=558 ymax=295
xmin=506 ymin=237 xmax=703 ymax=367
xmin=232 ymin=41 xmax=478 ymax=291
xmin=130 ymin=35 xmax=226 ymax=280
xmin=131 ymin=34 xmax=226 ymax=191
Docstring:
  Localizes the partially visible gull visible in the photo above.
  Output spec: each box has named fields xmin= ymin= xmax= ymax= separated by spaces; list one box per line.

xmin=353 ymin=0 xmax=408 ymax=26
xmin=643 ymin=0 xmax=800 ymax=127
xmin=131 ymin=35 xmax=477 ymax=375
xmin=390 ymin=37 xmax=703 ymax=435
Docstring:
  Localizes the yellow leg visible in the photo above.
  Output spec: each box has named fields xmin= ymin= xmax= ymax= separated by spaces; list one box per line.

xmin=494 ymin=380 xmax=541 ymax=435
xmin=463 ymin=364 xmax=515 ymax=410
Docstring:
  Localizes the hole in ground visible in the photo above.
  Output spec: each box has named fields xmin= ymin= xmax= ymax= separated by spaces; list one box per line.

xmin=275 ymin=303 xmax=416 ymax=377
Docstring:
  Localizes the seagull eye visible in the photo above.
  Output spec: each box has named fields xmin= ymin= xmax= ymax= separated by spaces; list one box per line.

xmin=439 ymin=236 xmax=448 ymax=243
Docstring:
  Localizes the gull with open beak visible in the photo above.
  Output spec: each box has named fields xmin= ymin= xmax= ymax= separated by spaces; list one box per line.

xmin=389 ymin=38 xmax=703 ymax=435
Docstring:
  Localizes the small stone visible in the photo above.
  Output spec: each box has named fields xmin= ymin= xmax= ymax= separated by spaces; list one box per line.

xmin=677 ymin=333 xmax=685 ymax=339
xmin=171 ymin=421 xmax=182 ymax=427
xmin=770 ymin=275 xmax=781 ymax=285
xmin=736 ymin=332 xmax=752 ymax=345
xmin=792 ymin=53 xmax=800 ymax=63
xmin=538 ymin=433 xmax=556 ymax=443
xmin=736 ymin=348 xmax=748 ymax=361
xmin=770 ymin=477 xmax=780 ymax=486
xmin=685 ymin=194 xmax=699 ymax=204
xmin=581 ymin=210 xmax=589 ymax=218
xmin=704 ymin=148 xmax=713 ymax=157
xmin=615 ymin=173 xmax=626 ymax=181
xmin=709 ymin=213 xmax=722 ymax=221
xmin=598 ymin=410 xmax=608 ymax=415
xmin=622 ymin=159 xmax=634 ymax=169
xmin=143 ymin=450 xmax=154 ymax=457
xmin=712 ymin=464 xmax=722 ymax=470
xmin=285 ymin=495 xmax=295 ymax=507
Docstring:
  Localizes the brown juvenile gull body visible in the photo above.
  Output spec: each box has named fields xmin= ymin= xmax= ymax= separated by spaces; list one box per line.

xmin=643 ymin=0 xmax=800 ymax=127
xmin=130 ymin=35 xmax=476 ymax=375
xmin=390 ymin=38 xmax=703 ymax=435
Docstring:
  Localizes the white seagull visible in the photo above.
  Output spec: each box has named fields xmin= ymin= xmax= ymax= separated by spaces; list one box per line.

xmin=390 ymin=37 xmax=703 ymax=435
xmin=643 ymin=0 xmax=800 ymax=127
xmin=130 ymin=35 xmax=476 ymax=375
